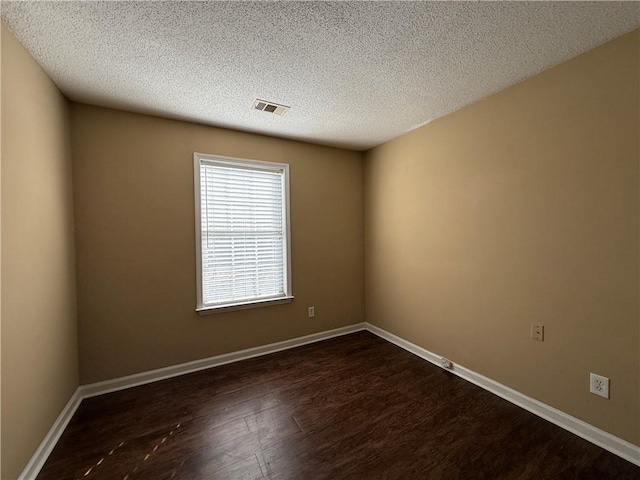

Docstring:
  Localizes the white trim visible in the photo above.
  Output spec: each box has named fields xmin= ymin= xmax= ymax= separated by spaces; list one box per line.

xmin=193 ymin=152 xmax=292 ymax=311
xmin=18 ymin=321 xmax=639 ymax=479
xmin=18 ymin=388 xmax=83 ymax=480
xmin=19 ymin=323 xmax=366 ymax=479
xmin=364 ymin=322 xmax=640 ymax=467
xmin=196 ymin=295 xmax=294 ymax=315
xmin=193 ymin=153 xmax=204 ymax=309
xmin=80 ymin=323 xmax=366 ymax=398
xmin=282 ymin=159 xmax=292 ymax=300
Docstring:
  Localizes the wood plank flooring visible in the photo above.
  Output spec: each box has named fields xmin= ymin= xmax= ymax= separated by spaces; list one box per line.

xmin=36 ymin=331 xmax=639 ymax=479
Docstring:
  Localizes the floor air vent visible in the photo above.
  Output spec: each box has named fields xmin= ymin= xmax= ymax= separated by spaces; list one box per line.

xmin=252 ymin=99 xmax=289 ymax=116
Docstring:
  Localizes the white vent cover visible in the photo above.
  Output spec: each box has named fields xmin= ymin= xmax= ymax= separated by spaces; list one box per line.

xmin=252 ymin=99 xmax=290 ymax=116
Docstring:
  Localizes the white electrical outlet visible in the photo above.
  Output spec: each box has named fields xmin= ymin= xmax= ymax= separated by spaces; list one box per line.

xmin=531 ymin=323 xmax=544 ymax=341
xmin=589 ymin=373 xmax=609 ymax=399
xmin=308 ymin=306 xmax=315 ymax=318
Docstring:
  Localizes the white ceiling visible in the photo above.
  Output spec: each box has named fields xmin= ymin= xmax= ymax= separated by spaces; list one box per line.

xmin=2 ymin=1 xmax=639 ymax=151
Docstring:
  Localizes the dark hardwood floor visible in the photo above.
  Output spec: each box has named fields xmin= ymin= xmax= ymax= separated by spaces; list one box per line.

xmin=36 ymin=331 xmax=639 ymax=480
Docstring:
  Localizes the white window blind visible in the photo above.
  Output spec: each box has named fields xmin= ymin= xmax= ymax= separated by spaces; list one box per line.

xmin=194 ymin=154 xmax=291 ymax=311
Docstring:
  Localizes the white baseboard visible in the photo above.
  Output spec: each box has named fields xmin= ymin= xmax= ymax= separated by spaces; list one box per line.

xmin=18 ymin=320 xmax=639 ymax=480
xmin=19 ymin=323 xmax=366 ymax=479
xmin=18 ymin=388 xmax=83 ymax=480
xmin=364 ymin=322 xmax=640 ymax=467
xmin=80 ymin=323 xmax=367 ymax=398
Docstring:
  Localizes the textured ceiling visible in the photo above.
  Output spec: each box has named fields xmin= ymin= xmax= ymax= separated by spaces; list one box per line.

xmin=2 ymin=1 xmax=639 ymax=150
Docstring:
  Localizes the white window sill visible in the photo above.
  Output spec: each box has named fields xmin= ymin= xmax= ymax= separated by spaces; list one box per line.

xmin=196 ymin=296 xmax=294 ymax=315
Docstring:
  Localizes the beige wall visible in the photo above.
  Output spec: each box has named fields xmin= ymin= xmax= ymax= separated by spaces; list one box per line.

xmin=2 ymin=18 xmax=636 ymax=477
xmin=71 ymin=104 xmax=364 ymax=384
xmin=364 ymin=29 xmax=640 ymax=445
xmin=1 ymin=24 xmax=79 ymax=479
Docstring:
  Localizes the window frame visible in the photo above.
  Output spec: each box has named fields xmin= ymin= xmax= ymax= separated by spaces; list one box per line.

xmin=193 ymin=152 xmax=293 ymax=314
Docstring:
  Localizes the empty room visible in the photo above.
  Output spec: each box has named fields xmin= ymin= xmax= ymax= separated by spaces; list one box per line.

xmin=1 ymin=1 xmax=639 ymax=479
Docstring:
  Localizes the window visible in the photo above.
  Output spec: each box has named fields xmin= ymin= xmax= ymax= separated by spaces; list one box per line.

xmin=194 ymin=153 xmax=292 ymax=313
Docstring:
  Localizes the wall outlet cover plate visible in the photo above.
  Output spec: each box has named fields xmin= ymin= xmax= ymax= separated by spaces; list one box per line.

xmin=589 ymin=373 xmax=609 ymax=399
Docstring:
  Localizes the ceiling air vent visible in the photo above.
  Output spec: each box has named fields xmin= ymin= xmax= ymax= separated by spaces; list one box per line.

xmin=252 ymin=99 xmax=289 ymax=116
